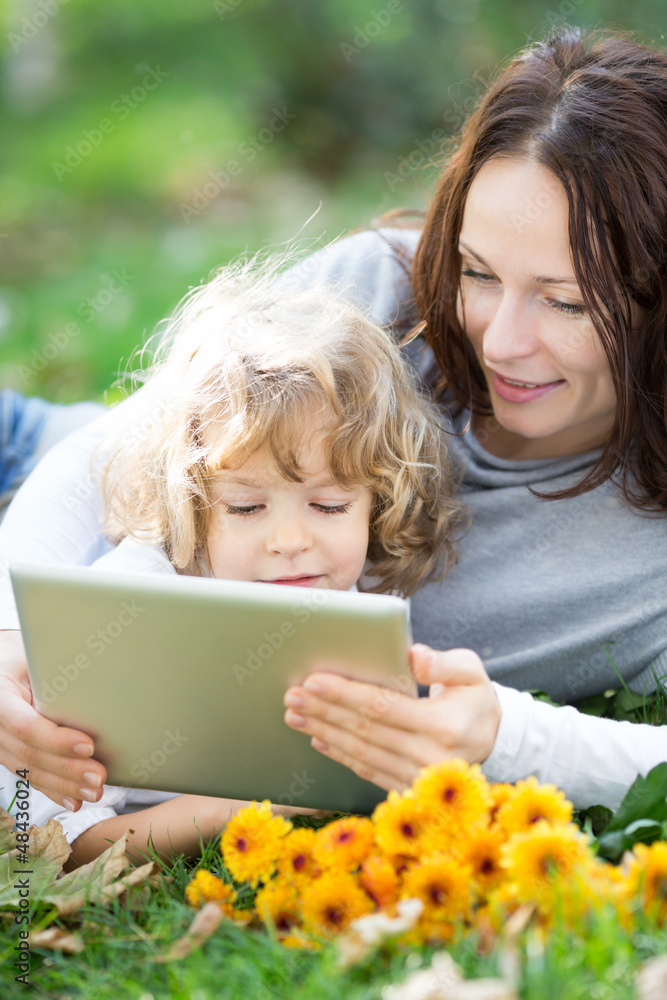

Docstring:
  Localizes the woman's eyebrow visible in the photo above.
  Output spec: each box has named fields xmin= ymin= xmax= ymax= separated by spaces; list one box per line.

xmin=458 ymin=240 xmax=579 ymax=285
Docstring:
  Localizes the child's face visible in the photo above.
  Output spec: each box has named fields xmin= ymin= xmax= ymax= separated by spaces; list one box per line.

xmin=206 ymin=437 xmax=373 ymax=591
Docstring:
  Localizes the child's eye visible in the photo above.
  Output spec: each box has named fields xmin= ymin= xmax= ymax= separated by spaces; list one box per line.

xmin=311 ymin=502 xmax=353 ymax=515
xmin=223 ymin=504 xmax=263 ymax=515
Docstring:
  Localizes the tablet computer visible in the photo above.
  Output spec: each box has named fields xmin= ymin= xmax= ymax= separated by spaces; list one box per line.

xmin=11 ymin=564 xmax=414 ymax=814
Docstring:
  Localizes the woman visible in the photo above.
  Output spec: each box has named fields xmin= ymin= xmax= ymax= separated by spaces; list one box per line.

xmin=1 ymin=27 xmax=665 ymax=819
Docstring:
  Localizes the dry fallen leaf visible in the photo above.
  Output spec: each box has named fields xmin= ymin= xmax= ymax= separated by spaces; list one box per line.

xmin=382 ymin=952 xmax=463 ymax=1000
xmin=27 ymin=818 xmax=72 ymax=869
xmin=382 ymin=953 xmax=517 ymax=1000
xmin=338 ymin=898 xmax=424 ymax=967
xmin=156 ymin=902 xmax=224 ymax=962
xmin=446 ymin=982 xmax=517 ymax=1000
xmin=0 ymin=825 xmax=156 ymax=917
xmin=636 ymin=954 xmax=667 ymax=1000
xmin=30 ymin=927 xmax=84 ymax=954
xmin=0 ymin=808 xmax=16 ymax=854
xmin=497 ymin=903 xmax=535 ymax=987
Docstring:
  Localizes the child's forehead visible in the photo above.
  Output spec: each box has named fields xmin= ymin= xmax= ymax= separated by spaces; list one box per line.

xmin=210 ymin=440 xmax=333 ymax=485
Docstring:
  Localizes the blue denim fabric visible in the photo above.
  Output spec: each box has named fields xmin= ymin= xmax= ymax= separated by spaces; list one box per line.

xmin=0 ymin=391 xmax=56 ymax=496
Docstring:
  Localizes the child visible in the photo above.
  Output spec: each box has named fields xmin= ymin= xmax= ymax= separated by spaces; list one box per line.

xmin=5 ymin=255 xmax=462 ymax=867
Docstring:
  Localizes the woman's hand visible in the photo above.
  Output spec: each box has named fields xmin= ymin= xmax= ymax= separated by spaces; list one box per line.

xmin=0 ymin=631 xmax=106 ymax=810
xmin=283 ymin=644 xmax=501 ymax=792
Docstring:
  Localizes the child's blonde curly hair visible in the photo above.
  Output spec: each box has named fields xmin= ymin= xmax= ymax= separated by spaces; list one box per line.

xmin=100 ymin=254 xmax=463 ymax=597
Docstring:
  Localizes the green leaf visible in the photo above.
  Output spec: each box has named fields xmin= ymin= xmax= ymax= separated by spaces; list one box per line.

xmin=597 ymin=819 xmax=664 ymax=861
xmin=583 ymin=804 xmax=613 ymax=837
xmin=606 ymin=763 xmax=667 ymax=833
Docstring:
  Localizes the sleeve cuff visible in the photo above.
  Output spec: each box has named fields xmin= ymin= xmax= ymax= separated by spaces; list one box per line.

xmin=480 ymin=682 xmax=533 ymax=784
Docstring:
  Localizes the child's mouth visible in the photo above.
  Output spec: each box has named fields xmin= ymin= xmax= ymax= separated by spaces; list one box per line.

xmin=260 ymin=575 xmax=322 ymax=587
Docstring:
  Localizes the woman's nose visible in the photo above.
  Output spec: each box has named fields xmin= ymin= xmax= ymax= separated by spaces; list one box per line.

xmin=267 ymin=514 xmax=312 ymax=556
xmin=481 ymin=294 xmax=538 ymax=364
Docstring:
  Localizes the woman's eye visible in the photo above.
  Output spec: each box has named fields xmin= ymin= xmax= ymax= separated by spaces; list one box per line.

xmin=223 ymin=504 xmax=263 ymax=515
xmin=550 ymin=299 xmax=586 ymax=316
xmin=461 ymin=268 xmax=496 ymax=283
xmin=311 ymin=502 xmax=353 ymax=515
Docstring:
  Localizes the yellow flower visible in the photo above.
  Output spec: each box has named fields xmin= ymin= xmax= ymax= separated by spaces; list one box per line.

xmin=372 ymin=790 xmax=431 ymax=858
xmin=255 ymin=879 xmax=300 ymax=934
xmin=185 ymin=869 xmax=237 ymax=916
xmin=359 ymin=854 xmax=400 ymax=909
xmin=277 ymin=827 xmax=320 ymax=888
xmin=401 ymin=853 xmax=472 ymax=933
xmin=456 ymin=825 xmax=506 ymax=897
xmin=625 ymin=841 xmax=667 ymax=924
xmin=313 ymin=816 xmax=375 ymax=872
xmin=400 ymin=854 xmax=472 ymax=945
xmin=221 ymin=801 xmax=292 ymax=888
xmin=280 ymin=931 xmax=318 ymax=950
xmin=501 ymin=821 xmax=593 ymax=910
xmin=488 ymin=783 xmax=514 ymax=825
xmin=411 ymin=759 xmax=491 ymax=846
xmin=301 ymin=872 xmax=374 ymax=937
xmin=495 ymin=777 xmax=573 ymax=836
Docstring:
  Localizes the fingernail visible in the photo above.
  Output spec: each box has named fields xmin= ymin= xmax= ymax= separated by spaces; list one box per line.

xmin=63 ymin=798 xmax=78 ymax=811
xmin=83 ymin=772 xmax=102 ymax=788
xmin=73 ymin=743 xmax=94 ymax=757
xmin=284 ymin=692 xmax=305 ymax=710
xmin=79 ymin=788 xmax=99 ymax=802
xmin=303 ymin=678 xmax=323 ymax=695
xmin=286 ymin=710 xmax=307 ymax=727
xmin=312 ymin=737 xmax=329 ymax=752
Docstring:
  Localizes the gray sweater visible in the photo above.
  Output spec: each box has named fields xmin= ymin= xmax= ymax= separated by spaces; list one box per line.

xmin=284 ymin=228 xmax=667 ymax=703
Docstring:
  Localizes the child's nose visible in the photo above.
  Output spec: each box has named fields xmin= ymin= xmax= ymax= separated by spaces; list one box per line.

xmin=268 ymin=515 xmax=312 ymax=556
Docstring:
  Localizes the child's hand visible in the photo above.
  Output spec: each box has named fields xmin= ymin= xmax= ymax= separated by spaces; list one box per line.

xmin=283 ymin=644 xmax=501 ymax=792
xmin=0 ymin=630 xmax=106 ymax=810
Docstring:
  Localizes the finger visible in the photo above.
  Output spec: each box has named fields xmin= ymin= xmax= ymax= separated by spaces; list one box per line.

xmin=0 ymin=694 xmax=97 ymax=761
xmin=286 ymin=672 xmax=425 ymax=735
xmin=0 ymin=715 xmax=106 ymax=807
xmin=284 ymin=687 xmax=421 ymax=754
xmin=285 ymin=694 xmax=441 ymax=784
xmin=410 ymin=645 xmax=486 ymax=687
xmin=308 ymin=734 xmax=414 ymax=793
xmin=0 ymin=745 xmax=89 ymax=810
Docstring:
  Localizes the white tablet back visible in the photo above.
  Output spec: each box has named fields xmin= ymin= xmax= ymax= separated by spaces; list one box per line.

xmin=11 ymin=565 xmax=413 ymax=814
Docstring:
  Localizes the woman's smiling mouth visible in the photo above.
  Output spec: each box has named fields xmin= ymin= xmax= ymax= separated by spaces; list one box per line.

xmin=491 ymin=371 xmax=566 ymax=403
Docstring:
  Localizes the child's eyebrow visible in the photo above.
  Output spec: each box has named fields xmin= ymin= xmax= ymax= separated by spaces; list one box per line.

xmin=214 ymin=477 xmax=265 ymax=488
xmin=214 ymin=474 xmax=347 ymax=489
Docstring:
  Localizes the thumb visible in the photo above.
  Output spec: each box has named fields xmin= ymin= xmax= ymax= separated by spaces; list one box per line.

xmin=410 ymin=644 xmax=486 ymax=689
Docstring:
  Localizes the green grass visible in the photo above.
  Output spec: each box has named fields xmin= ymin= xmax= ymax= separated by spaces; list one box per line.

xmin=3 ymin=852 xmax=667 ymax=1000
xmin=3 ymin=687 xmax=666 ymax=999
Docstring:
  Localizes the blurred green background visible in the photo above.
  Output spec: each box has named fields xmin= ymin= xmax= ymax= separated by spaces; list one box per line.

xmin=0 ymin=0 xmax=665 ymax=402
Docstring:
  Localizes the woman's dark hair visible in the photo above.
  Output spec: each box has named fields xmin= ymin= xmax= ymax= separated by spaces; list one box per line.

xmin=412 ymin=27 xmax=667 ymax=510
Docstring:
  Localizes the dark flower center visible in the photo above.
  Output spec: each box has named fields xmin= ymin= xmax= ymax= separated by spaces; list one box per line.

xmin=293 ymin=853 xmax=306 ymax=871
xmin=236 ymin=837 xmax=248 ymax=852
xmin=429 ymin=885 xmax=446 ymax=904
xmin=401 ymin=822 xmax=415 ymax=838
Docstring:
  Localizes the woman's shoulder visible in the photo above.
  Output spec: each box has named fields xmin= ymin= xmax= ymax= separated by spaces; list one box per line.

xmin=278 ymin=227 xmax=421 ymax=328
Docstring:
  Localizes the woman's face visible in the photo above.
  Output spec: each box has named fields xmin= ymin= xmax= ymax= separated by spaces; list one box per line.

xmin=457 ymin=156 xmax=617 ymax=460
